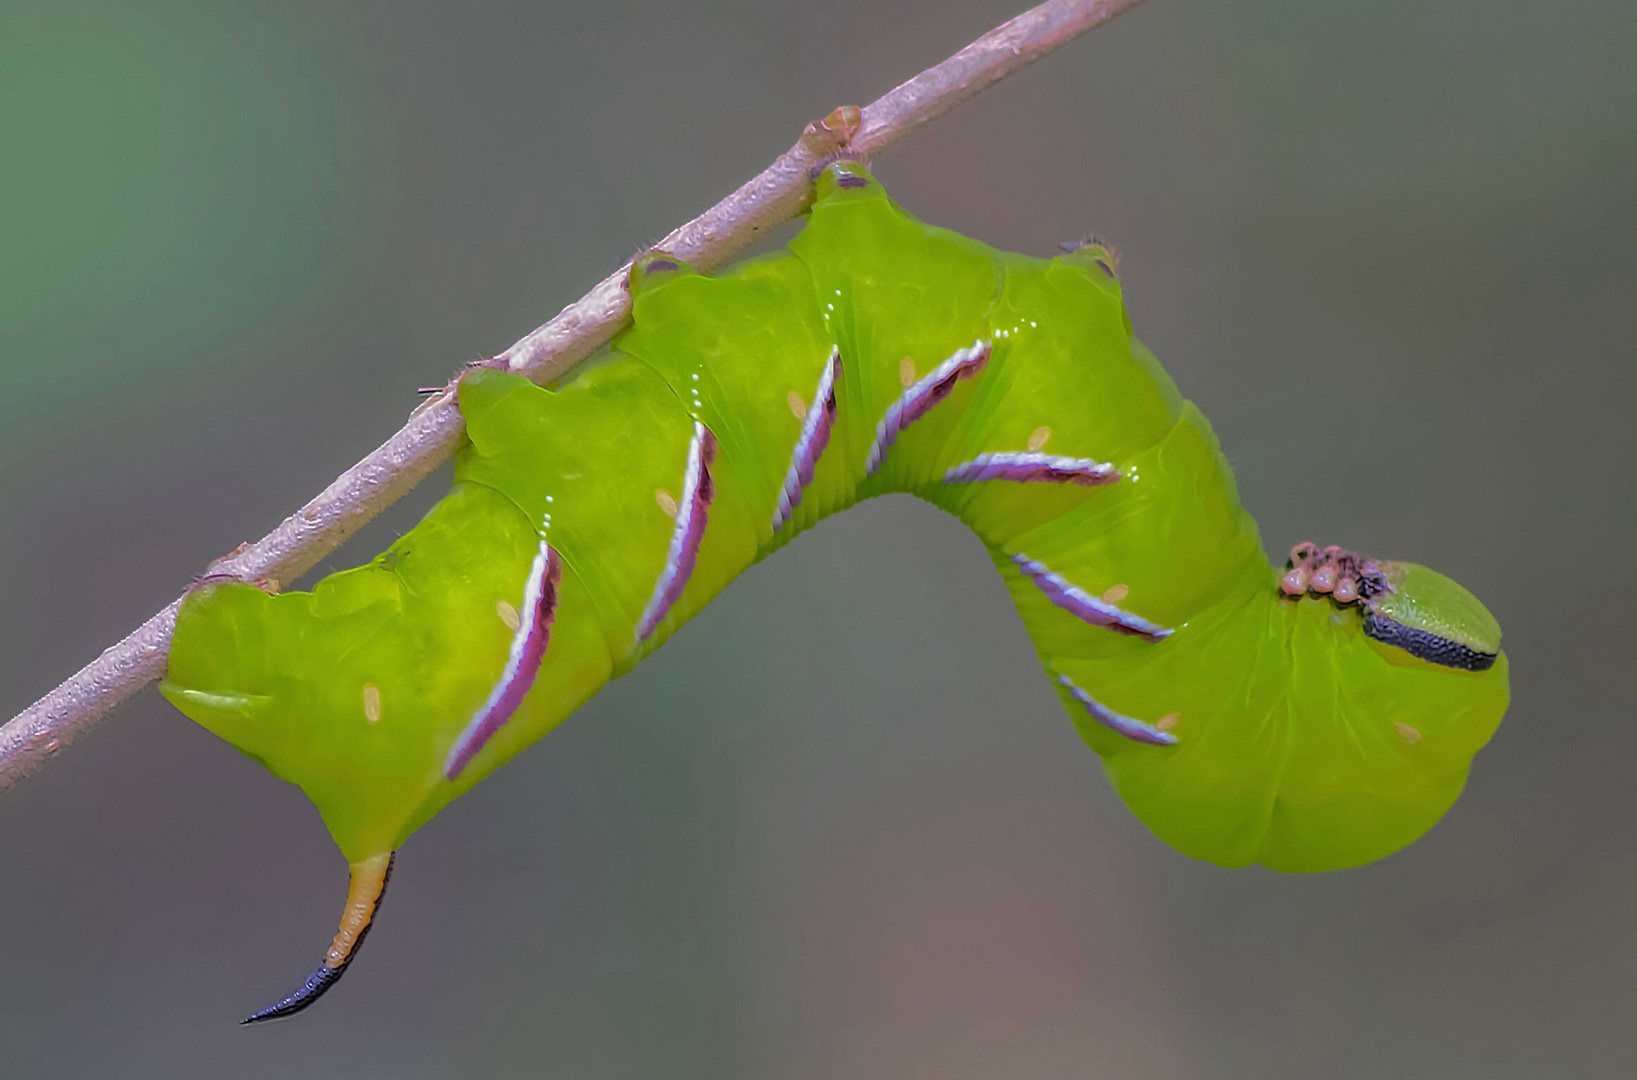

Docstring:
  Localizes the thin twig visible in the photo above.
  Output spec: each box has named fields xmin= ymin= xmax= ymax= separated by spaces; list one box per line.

xmin=0 ymin=0 xmax=1153 ymax=793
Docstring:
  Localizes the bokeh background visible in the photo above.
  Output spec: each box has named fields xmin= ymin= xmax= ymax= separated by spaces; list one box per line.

xmin=2 ymin=0 xmax=1633 ymax=1075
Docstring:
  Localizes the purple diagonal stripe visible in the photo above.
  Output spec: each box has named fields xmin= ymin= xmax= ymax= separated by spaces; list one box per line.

xmin=773 ymin=347 xmax=841 ymax=533
xmin=1011 ymin=553 xmax=1172 ymax=640
xmin=445 ymin=543 xmax=563 ymax=780
xmin=1056 ymin=673 xmax=1178 ymax=746
xmin=637 ymin=421 xmax=718 ymax=641
xmin=943 ymin=451 xmax=1119 ymax=486
xmin=864 ymin=339 xmax=990 ymax=476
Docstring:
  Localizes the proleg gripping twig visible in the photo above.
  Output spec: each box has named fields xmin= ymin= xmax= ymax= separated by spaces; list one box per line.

xmin=0 ymin=0 xmax=1157 ymax=793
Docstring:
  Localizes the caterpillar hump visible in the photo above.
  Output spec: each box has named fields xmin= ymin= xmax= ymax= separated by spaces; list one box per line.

xmin=161 ymin=161 xmax=1508 ymax=1018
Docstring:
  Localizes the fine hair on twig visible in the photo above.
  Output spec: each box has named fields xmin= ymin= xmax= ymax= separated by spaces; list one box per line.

xmin=0 ymin=0 xmax=1155 ymax=793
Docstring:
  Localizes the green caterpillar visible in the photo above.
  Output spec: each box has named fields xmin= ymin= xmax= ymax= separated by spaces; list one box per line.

xmin=162 ymin=160 xmax=1509 ymax=1021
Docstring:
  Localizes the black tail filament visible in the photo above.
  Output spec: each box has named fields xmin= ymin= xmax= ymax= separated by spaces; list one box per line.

xmin=241 ymin=852 xmax=396 ymax=1024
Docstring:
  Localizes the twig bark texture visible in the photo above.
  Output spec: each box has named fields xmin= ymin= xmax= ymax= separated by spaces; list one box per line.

xmin=0 ymin=0 xmax=1153 ymax=792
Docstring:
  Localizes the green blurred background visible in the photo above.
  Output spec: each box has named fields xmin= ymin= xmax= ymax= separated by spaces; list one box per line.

xmin=1 ymin=0 xmax=1633 ymax=1075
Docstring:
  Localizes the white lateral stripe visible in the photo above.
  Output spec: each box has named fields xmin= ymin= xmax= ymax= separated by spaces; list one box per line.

xmin=773 ymin=347 xmax=841 ymax=532
xmin=1057 ymin=674 xmax=1178 ymax=746
xmin=1011 ymin=553 xmax=1172 ymax=639
xmin=942 ymin=451 xmax=1118 ymax=483
xmin=637 ymin=421 xmax=708 ymax=640
xmin=445 ymin=538 xmax=554 ymax=776
xmin=864 ymin=338 xmax=989 ymax=475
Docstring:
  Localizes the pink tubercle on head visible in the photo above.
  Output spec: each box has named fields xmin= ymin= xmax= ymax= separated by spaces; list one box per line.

xmin=1279 ymin=540 xmax=1390 ymax=609
xmin=1310 ymin=564 xmax=1337 ymax=593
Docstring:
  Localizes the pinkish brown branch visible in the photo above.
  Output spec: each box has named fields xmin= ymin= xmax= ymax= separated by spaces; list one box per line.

xmin=0 ymin=0 xmax=1153 ymax=792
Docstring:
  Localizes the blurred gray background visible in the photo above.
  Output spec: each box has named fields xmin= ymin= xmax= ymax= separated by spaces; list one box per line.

xmin=1 ymin=0 xmax=1633 ymax=1075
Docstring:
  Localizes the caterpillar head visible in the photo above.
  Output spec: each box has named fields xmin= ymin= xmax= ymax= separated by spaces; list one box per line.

xmin=1280 ymin=542 xmax=1501 ymax=671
